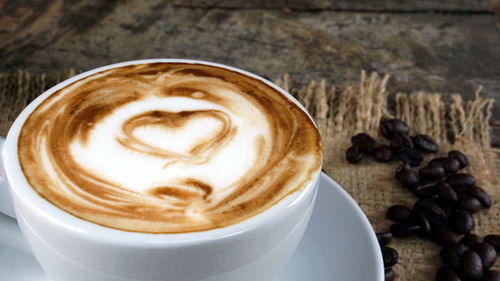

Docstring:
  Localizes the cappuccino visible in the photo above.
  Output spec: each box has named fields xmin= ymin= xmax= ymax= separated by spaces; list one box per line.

xmin=18 ymin=63 xmax=322 ymax=233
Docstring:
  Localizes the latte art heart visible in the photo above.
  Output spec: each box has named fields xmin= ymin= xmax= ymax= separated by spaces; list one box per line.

xmin=117 ymin=110 xmax=234 ymax=163
xmin=18 ymin=63 xmax=322 ymax=233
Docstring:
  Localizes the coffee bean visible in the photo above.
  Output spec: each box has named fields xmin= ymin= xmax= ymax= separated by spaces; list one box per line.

xmin=448 ymin=150 xmax=469 ymax=169
xmin=399 ymin=170 xmax=419 ymax=188
xmin=414 ymin=199 xmax=446 ymax=226
xmin=461 ymin=234 xmax=483 ymax=248
xmin=351 ymin=133 xmax=376 ymax=153
xmin=449 ymin=210 xmax=475 ymax=234
xmin=429 ymin=157 xmax=447 ymax=167
xmin=412 ymin=182 xmax=438 ymax=198
xmin=436 ymin=266 xmax=461 ymax=281
xmin=441 ymin=158 xmax=461 ymax=174
xmin=395 ymin=163 xmax=410 ymax=180
xmin=373 ymin=145 xmax=393 ymax=162
xmin=385 ymin=268 xmax=395 ymax=281
xmin=390 ymin=222 xmax=421 ymax=238
xmin=432 ymin=226 xmax=462 ymax=245
xmin=446 ymin=174 xmax=476 ymax=188
xmin=412 ymin=211 xmax=432 ymax=237
xmin=482 ymin=270 xmax=500 ymax=281
xmin=397 ymin=147 xmax=423 ymax=167
xmin=436 ymin=182 xmax=459 ymax=206
xmin=457 ymin=196 xmax=482 ymax=214
xmin=484 ymin=235 xmax=500 ymax=252
xmin=430 ymin=157 xmax=461 ymax=174
xmin=460 ymin=250 xmax=483 ymax=280
xmin=391 ymin=133 xmax=414 ymax=151
xmin=472 ymin=243 xmax=496 ymax=270
xmin=466 ymin=186 xmax=492 ymax=208
xmin=419 ymin=166 xmax=445 ymax=181
xmin=387 ymin=205 xmax=412 ymax=222
xmin=413 ymin=134 xmax=439 ymax=153
xmin=382 ymin=247 xmax=399 ymax=267
xmin=346 ymin=146 xmax=364 ymax=163
xmin=380 ymin=118 xmax=410 ymax=139
xmin=441 ymin=243 xmax=470 ymax=268
xmin=376 ymin=232 xmax=393 ymax=247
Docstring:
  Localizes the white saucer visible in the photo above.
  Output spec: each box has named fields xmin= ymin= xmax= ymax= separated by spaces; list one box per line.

xmin=0 ymin=173 xmax=384 ymax=281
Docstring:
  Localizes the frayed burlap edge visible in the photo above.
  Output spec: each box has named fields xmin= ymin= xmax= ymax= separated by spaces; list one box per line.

xmin=276 ymin=71 xmax=494 ymax=149
xmin=0 ymin=70 xmax=77 ymax=135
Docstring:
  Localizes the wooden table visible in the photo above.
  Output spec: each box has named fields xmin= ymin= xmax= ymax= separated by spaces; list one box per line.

xmin=1 ymin=0 xmax=499 ymax=144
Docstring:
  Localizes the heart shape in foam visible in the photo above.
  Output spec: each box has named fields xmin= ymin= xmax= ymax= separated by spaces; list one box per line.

xmin=118 ymin=110 xmax=234 ymax=163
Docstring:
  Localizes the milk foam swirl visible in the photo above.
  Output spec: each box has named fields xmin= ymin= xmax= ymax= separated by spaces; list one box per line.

xmin=18 ymin=63 xmax=322 ymax=233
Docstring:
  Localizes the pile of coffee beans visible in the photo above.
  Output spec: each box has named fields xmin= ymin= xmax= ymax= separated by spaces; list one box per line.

xmin=347 ymin=118 xmax=499 ymax=281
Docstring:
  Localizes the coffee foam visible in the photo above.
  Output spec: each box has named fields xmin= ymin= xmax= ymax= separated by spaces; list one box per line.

xmin=18 ymin=63 xmax=322 ymax=233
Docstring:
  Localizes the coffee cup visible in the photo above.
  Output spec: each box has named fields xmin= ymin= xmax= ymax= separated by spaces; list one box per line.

xmin=0 ymin=59 xmax=322 ymax=281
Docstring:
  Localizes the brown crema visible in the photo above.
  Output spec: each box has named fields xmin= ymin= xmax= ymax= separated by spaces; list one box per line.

xmin=18 ymin=62 xmax=322 ymax=233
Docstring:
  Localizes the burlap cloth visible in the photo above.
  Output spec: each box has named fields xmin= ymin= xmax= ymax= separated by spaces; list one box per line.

xmin=1 ymin=71 xmax=499 ymax=280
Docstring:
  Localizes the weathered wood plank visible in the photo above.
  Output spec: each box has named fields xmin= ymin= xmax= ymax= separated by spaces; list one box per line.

xmin=1 ymin=0 xmax=499 ymax=144
xmin=173 ymin=0 xmax=494 ymax=12
xmin=286 ymin=0 xmax=493 ymax=12
xmin=173 ymin=0 xmax=285 ymax=9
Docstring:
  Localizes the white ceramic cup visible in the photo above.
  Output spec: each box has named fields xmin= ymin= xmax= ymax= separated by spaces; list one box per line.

xmin=0 ymin=59 xmax=322 ymax=281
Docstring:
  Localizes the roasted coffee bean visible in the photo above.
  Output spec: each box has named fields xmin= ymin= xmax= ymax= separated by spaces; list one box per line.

xmin=457 ymin=196 xmax=482 ymax=214
xmin=449 ymin=210 xmax=475 ymax=234
xmin=391 ymin=133 xmax=414 ymax=151
xmin=461 ymin=234 xmax=483 ymax=248
xmin=351 ymin=133 xmax=376 ymax=153
xmin=430 ymin=157 xmax=461 ymax=174
xmin=380 ymin=118 xmax=410 ymax=139
xmin=395 ymin=163 xmax=410 ymax=180
xmin=429 ymin=157 xmax=447 ymax=167
xmin=466 ymin=186 xmax=492 ymax=208
xmin=482 ymin=270 xmax=500 ymax=281
xmin=390 ymin=222 xmax=421 ymax=238
xmin=419 ymin=166 xmax=445 ymax=181
xmin=413 ymin=182 xmax=438 ymax=198
xmin=346 ymin=146 xmax=364 ymax=163
xmin=399 ymin=170 xmax=419 ymax=188
xmin=373 ymin=145 xmax=393 ymax=162
xmin=376 ymin=232 xmax=393 ymax=247
xmin=432 ymin=226 xmax=462 ymax=245
xmin=413 ymin=134 xmax=439 ymax=153
xmin=448 ymin=150 xmax=469 ymax=169
xmin=387 ymin=205 xmax=412 ymax=222
xmin=436 ymin=266 xmax=461 ymax=281
xmin=441 ymin=157 xmax=461 ymax=174
xmin=412 ymin=211 xmax=432 ymax=237
xmin=484 ymin=235 xmax=500 ymax=252
xmin=414 ymin=199 xmax=445 ymax=226
xmin=436 ymin=182 xmax=459 ymax=206
xmin=385 ymin=268 xmax=395 ymax=281
xmin=397 ymin=147 xmax=424 ymax=167
xmin=440 ymin=243 xmax=470 ymax=268
xmin=382 ymin=247 xmax=399 ymax=267
xmin=446 ymin=173 xmax=476 ymax=188
xmin=460 ymin=250 xmax=483 ymax=280
xmin=472 ymin=243 xmax=497 ymax=270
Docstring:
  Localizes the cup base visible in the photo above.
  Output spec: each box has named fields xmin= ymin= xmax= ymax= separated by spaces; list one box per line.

xmin=18 ymin=198 xmax=316 ymax=281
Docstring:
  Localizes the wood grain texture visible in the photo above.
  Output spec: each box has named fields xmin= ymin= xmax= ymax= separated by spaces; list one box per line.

xmin=286 ymin=0 xmax=493 ymax=12
xmin=174 ymin=0 xmax=494 ymax=12
xmin=0 ymin=0 xmax=499 ymax=143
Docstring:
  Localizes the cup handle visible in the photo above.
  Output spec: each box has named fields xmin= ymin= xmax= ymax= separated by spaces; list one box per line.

xmin=0 ymin=136 xmax=17 ymax=218
xmin=0 ymin=136 xmax=31 ymax=253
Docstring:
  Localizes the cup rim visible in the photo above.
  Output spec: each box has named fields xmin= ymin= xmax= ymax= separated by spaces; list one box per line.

xmin=3 ymin=58 xmax=322 ymax=245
